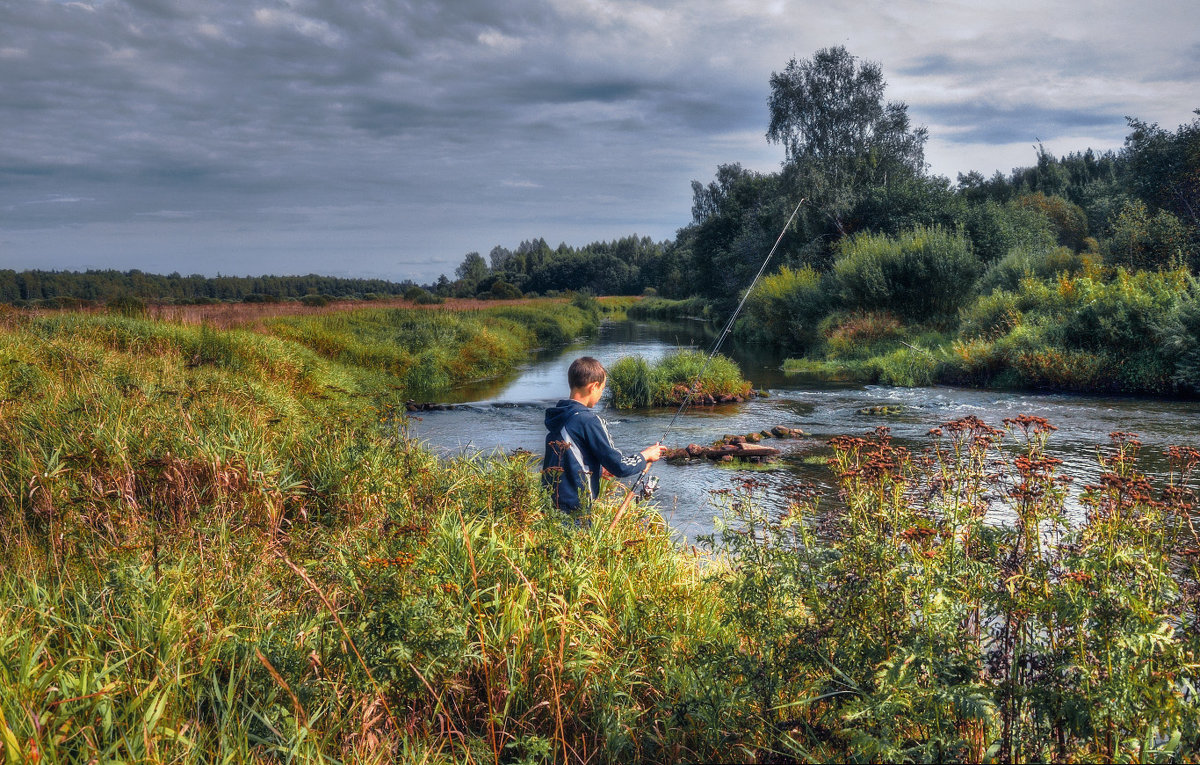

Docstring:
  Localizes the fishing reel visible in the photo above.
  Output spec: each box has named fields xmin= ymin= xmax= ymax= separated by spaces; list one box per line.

xmin=637 ymin=474 xmax=660 ymax=500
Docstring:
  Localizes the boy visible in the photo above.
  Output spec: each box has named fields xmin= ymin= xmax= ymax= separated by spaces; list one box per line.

xmin=542 ymin=356 xmax=663 ymax=519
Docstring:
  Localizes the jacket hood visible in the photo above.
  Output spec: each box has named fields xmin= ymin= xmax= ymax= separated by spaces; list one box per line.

xmin=545 ymin=398 xmax=587 ymax=431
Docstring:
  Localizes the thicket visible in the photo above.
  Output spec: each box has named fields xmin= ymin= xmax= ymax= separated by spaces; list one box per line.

xmin=704 ymin=419 xmax=1200 ymax=762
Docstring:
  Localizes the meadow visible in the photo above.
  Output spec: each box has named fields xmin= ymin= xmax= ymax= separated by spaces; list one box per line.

xmin=1 ymin=300 xmax=1198 ymax=763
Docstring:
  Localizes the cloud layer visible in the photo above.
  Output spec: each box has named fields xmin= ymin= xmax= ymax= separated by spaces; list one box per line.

xmin=2 ymin=0 xmax=1197 ymax=280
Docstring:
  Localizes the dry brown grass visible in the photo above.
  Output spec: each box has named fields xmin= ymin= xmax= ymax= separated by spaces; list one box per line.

xmin=14 ymin=296 xmax=570 ymax=329
xmin=149 ymin=297 xmax=572 ymax=328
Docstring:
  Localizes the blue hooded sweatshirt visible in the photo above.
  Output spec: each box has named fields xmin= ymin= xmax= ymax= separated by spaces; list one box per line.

xmin=542 ymin=399 xmax=647 ymax=512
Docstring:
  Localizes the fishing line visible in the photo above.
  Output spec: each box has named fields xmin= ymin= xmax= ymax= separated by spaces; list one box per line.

xmin=627 ymin=196 xmax=806 ymax=499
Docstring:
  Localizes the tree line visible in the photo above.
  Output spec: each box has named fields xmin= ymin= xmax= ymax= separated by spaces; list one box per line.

xmin=0 ymin=269 xmax=417 ymax=307
xmin=440 ymin=48 xmax=1195 ymax=309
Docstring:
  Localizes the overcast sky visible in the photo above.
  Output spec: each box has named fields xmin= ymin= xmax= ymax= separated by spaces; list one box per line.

xmin=2 ymin=0 xmax=1197 ymax=283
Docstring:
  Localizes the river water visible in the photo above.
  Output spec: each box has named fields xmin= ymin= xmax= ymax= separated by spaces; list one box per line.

xmin=410 ymin=320 xmax=1200 ymax=541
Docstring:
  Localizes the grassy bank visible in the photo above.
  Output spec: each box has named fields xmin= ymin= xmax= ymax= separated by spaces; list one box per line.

xmin=2 ymin=306 xmax=1198 ymax=762
xmin=759 ymin=267 xmax=1200 ymax=395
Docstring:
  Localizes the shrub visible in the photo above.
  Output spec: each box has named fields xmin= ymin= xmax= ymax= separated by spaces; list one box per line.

xmin=832 ymin=226 xmax=981 ymax=321
xmin=489 ymin=280 xmax=523 ymax=300
xmin=734 ymin=265 xmax=827 ymax=351
xmin=821 ymin=311 xmax=904 ymax=360
xmin=1016 ymin=191 xmax=1089 ymax=250
xmin=1106 ymin=199 xmax=1191 ymax=270
xmin=979 ymin=246 xmax=1090 ymax=294
xmin=106 ymin=295 xmax=147 ymax=317
xmin=403 ymin=286 xmax=441 ymax=305
xmin=1160 ymin=292 xmax=1200 ymax=393
xmin=301 ymin=294 xmax=331 ymax=307
xmin=961 ymin=198 xmax=1057 ymax=264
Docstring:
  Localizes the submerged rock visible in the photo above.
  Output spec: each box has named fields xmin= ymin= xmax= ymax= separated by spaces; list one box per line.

xmin=856 ymin=405 xmax=907 ymax=416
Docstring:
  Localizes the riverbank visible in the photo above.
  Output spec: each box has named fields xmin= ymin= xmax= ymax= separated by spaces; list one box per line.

xmin=2 ymin=304 xmax=1198 ymax=762
xmin=637 ymin=266 xmax=1200 ymax=398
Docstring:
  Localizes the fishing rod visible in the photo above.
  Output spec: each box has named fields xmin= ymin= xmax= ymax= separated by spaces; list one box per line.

xmin=609 ymin=196 xmax=807 ymax=532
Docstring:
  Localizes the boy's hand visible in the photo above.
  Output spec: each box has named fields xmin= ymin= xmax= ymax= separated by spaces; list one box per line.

xmin=641 ymin=443 xmax=664 ymax=463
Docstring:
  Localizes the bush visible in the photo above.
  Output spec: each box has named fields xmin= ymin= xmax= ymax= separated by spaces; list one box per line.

xmin=489 ymin=281 xmax=523 ymax=300
xmin=734 ymin=265 xmax=827 ymax=351
xmin=961 ymin=199 xmax=1057 ymax=264
xmin=832 ymin=226 xmax=981 ymax=321
xmin=952 ymin=269 xmax=1191 ymax=393
xmin=979 ymin=246 xmax=1091 ymax=294
xmin=626 ymin=296 xmax=710 ymax=321
xmin=301 ymin=294 xmax=331 ymax=307
xmin=106 ymin=295 xmax=147 ymax=317
xmin=403 ymin=286 xmax=441 ymax=305
xmin=1016 ymin=191 xmax=1089 ymax=250
xmin=821 ymin=311 xmax=904 ymax=360
xmin=1160 ymin=292 xmax=1200 ymax=393
xmin=242 ymin=293 xmax=280 ymax=304
xmin=1106 ymin=199 xmax=1191 ymax=271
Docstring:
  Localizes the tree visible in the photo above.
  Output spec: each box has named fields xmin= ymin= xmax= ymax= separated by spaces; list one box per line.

xmin=488 ymin=245 xmax=513 ymax=271
xmin=767 ymin=46 xmax=928 ymax=235
xmin=1124 ymin=111 xmax=1200 ymax=229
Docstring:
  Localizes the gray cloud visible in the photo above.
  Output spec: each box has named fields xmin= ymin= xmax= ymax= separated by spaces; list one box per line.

xmin=1 ymin=0 xmax=1197 ymax=280
xmin=918 ymin=102 xmax=1123 ymax=146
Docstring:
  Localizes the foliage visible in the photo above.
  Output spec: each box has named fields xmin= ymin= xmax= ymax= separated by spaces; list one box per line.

xmin=607 ymin=350 xmax=751 ymax=409
xmin=701 ymin=419 xmax=1200 ymax=763
xmin=831 ymin=225 xmax=981 ymax=321
xmin=950 ymin=269 xmax=1191 ymax=393
xmin=106 ymin=294 xmax=148 ymax=317
xmin=625 ymin=296 xmax=712 ymax=322
xmin=1159 ymin=290 xmax=1200 ymax=393
xmin=1016 ymin=192 xmax=1090 ymax=250
xmin=960 ymin=199 xmax=1058 ymax=265
xmin=301 ymin=293 xmax=332 ymax=306
xmin=979 ymin=246 xmax=1092 ymax=294
xmin=1107 ymin=199 xmax=1191 ymax=270
xmin=767 ymin=46 xmax=927 ymax=238
xmin=734 ymin=265 xmax=827 ymax=350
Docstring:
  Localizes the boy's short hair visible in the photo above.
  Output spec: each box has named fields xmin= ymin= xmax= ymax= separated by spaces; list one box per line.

xmin=568 ymin=356 xmax=606 ymax=390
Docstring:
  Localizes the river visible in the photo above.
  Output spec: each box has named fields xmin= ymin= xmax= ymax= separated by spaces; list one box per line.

xmin=409 ymin=320 xmax=1200 ymax=541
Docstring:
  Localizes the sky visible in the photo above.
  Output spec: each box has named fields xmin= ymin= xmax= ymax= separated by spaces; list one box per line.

xmin=1 ymin=0 xmax=1197 ymax=283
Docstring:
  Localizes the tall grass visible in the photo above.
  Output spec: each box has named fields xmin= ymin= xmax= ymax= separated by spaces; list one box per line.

xmin=4 ymin=306 xmax=1198 ymax=762
xmin=607 ymin=350 xmax=751 ymax=408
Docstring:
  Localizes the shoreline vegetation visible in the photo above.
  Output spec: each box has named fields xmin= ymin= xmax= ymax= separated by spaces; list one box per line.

xmin=1 ymin=301 xmax=1198 ymax=762
xmin=606 ymin=350 xmax=754 ymax=409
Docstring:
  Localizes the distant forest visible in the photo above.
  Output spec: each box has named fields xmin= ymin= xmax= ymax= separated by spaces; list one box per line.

xmin=0 ymin=270 xmax=418 ymax=307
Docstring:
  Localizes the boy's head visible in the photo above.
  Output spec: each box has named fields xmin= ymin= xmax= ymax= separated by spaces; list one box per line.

xmin=567 ymin=356 xmax=606 ymax=406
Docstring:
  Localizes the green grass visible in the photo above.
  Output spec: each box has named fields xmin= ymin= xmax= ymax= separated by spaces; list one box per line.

xmin=607 ymin=350 xmax=752 ymax=408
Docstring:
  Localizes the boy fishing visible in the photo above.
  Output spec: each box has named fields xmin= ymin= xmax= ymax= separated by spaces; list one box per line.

xmin=542 ymin=356 xmax=663 ymax=523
